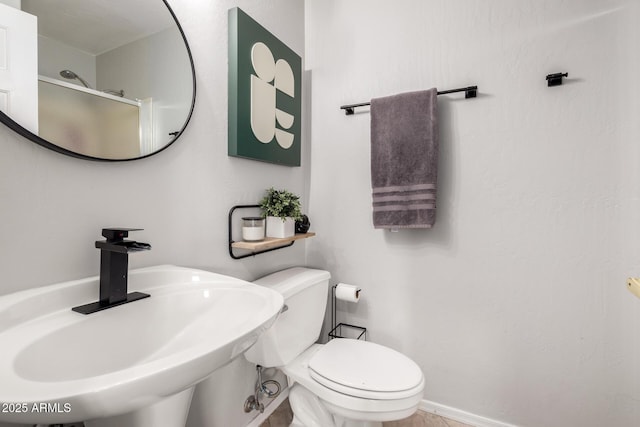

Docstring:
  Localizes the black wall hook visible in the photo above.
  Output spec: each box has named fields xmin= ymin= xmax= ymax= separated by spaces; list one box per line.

xmin=546 ymin=72 xmax=568 ymax=87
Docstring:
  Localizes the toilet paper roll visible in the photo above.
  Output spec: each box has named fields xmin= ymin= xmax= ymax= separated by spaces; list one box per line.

xmin=335 ymin=283 xmax=361 ymax=303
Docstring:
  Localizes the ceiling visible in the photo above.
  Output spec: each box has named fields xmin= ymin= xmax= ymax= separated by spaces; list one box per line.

xmin=22 ymin=0 xmax=175 ymax=56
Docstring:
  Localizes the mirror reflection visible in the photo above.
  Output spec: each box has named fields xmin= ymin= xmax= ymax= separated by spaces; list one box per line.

xmin=0 ymin=0 xmax=195 ymax=160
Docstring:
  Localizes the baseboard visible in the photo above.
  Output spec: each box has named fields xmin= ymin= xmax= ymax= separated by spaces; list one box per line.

xmin=420 ymin=399 xmax=519 ymax=427
xmin=246 ymin=387 xmax=290 ymax=427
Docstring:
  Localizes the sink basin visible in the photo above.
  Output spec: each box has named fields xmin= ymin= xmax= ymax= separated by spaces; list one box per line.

xmin=0 ymin=265 xmax=284 ymax=426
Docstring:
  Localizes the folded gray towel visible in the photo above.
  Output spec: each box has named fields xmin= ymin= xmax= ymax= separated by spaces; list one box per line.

xmin=370 ymin=89 xmax=438 ymax=229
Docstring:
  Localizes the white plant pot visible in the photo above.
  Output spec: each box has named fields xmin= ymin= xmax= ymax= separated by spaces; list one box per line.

xmin=266 ymin=216 xmax=295 ymax=238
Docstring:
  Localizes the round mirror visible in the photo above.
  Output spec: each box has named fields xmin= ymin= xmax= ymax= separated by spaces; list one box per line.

xmin=0 ymin=0 xmax=195 ymax=161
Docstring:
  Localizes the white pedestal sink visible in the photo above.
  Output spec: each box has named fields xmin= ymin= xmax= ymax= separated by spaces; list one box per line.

xmin=0 ymin=265 xmax=284 ymax=427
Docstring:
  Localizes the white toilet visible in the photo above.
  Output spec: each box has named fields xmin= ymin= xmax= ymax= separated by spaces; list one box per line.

xmin=244 ymin=267 xmax=424 ymax=427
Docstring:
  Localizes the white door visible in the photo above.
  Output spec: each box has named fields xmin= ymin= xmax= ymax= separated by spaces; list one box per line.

xmin=0 ymin=3 xmax=37 ymax=134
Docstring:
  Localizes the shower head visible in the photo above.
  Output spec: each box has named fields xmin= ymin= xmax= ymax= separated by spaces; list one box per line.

xmin=59 ymin=69 xmax=77 ymax=79
xmin=59 ymin=69 xmax=92 ymax=89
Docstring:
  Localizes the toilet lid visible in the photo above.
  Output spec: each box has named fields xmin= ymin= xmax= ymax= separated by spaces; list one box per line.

xmin=308 ymin=339 xmax=423 ymax=399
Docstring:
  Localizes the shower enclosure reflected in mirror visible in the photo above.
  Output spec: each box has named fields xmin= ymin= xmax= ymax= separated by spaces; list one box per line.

xmin=0 ymin=0 xmax=195 ymax=161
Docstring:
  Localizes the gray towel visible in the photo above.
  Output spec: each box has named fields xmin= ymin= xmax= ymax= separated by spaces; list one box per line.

xmin=370 ymin=89 xmax=438 ymax=229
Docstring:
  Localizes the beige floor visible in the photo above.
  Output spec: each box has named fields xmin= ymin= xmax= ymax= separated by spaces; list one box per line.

xmin=260 ymin=398 xmax=473 ymax=427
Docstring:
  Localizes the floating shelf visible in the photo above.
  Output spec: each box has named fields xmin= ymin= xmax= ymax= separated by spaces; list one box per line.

xmin=229 ymin=204 xmax=315 ymax=259
xmin=232 ymin=232 xmax=316 ymax=252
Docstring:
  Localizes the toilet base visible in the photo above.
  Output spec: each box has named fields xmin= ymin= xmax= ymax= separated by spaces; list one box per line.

xmin=289 ymin=384 xmax=335 ymax=426
xmin=288 ymin=384 xmax=384 ymax=427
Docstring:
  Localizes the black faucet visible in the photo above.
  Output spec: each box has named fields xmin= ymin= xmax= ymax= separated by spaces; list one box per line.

xmin=72 ymin=228 xmax=151 ymax=315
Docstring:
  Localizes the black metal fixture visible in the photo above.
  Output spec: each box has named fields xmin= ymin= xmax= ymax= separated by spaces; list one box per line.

xmin=72 ymin=228 xmax=151 ymax=315
xmin=546 ymin=72 xmax=568 ymax=87
xmin=328 ymin=284 xmax=367 ymax=340
xmin=340 ymin=85 xmax=478 ymax=115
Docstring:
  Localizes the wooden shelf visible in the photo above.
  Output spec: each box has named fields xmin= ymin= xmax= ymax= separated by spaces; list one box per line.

xmin=229 ymin=205 xmax=315 ymax=259
xmin=231 ymin=232 xmax=316 ymax=251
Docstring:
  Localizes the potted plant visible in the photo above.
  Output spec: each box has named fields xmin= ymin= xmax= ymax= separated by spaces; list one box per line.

xmin=259 ymin=187 xmax=303 ymax=238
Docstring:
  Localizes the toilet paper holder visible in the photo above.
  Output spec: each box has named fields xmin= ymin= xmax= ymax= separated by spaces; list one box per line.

xmin=328 ymin=284 xmax=367 ymax=341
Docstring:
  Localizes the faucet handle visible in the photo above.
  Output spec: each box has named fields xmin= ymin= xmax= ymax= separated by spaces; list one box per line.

xmin=101 ymin=228 xmax=143 ymax=242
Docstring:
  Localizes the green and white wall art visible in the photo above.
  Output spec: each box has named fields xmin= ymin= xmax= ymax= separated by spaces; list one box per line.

xmin=228 ymin=7 xmax=302 ymax=167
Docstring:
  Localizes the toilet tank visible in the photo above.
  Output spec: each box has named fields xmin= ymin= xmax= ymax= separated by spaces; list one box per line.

xmin=244 ymin=267 xmax=330 ymax=367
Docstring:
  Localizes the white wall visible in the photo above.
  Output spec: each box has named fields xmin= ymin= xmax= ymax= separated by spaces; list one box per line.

xmin=0 ymin=0 xmax=305 ymax=426
xmin=306 ymin=1 xmax=640 ymax=426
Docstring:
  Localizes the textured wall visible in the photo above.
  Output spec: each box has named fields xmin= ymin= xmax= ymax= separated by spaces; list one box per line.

xmin=305 ymin=1 xmax=640 ymax=426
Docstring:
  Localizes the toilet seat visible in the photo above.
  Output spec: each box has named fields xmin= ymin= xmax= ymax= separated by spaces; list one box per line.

xmin=308 ymin=339 xmax=424 ymax=400
xmin=282 ymin=343 xmax=424 ymax=422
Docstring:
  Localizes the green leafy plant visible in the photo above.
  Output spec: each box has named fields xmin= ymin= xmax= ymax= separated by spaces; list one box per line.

xmin=259 ymin=187 xmax=303 ymax=221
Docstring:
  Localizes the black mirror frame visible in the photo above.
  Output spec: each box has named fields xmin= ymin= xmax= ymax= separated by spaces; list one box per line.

xmin=0 ymin=0 xmax=196 ymax=162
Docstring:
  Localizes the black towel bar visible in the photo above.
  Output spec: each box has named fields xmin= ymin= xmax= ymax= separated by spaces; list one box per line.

xmin=340 ymin=85 xmax=478 ymax=115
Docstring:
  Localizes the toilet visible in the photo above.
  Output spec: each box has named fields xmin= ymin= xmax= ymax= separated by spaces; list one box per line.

xmin=244 ymin=267 xmax=424 ymax=427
